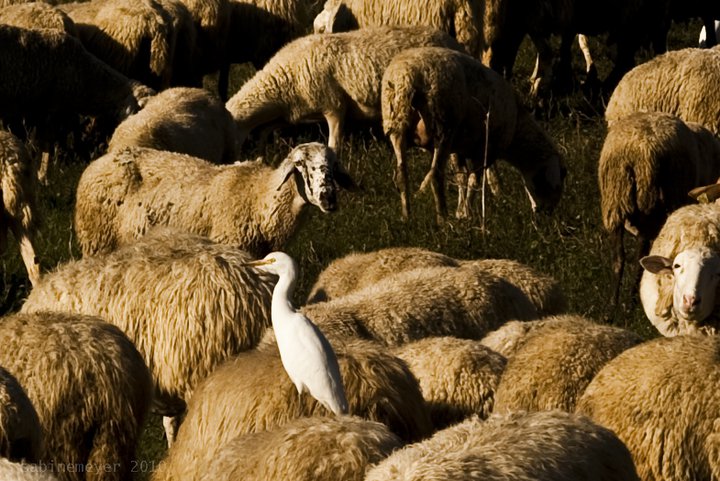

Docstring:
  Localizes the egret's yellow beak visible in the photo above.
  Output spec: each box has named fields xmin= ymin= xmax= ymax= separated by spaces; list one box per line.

xmin=243 ymin=258 xmax=276 ymax=267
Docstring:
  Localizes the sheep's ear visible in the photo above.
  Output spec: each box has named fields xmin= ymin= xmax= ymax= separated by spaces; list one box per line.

xmin=640 ymin=255 xmax=673 ymax=274
xmin=689 ymin=183 xmax=720 ymax=204
xmin=276 ymin=160 xmax=296 ymax=191
xmin=333 ymin=161 xmax=359 ymax=191
xmin=328 ymin=3 xmax=356 ymax=32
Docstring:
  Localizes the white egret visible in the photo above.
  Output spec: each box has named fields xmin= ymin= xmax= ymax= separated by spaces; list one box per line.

xmin=246 ymin=251 xmax=349 ymax=415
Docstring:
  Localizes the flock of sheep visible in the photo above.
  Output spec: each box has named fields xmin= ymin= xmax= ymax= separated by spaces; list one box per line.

xmin=1 ymin=0 xmax=720 ymax=480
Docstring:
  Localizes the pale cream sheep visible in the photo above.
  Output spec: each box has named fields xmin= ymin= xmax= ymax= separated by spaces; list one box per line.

xmin=0 ymin=2 xmax=77 ymax=35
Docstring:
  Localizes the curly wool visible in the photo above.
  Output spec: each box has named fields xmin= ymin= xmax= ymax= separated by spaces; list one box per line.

xmin=204 ymin=416 xmax=402 ymax=481
xmin=314 ymin=0 xmax=484 ymax=57
xmin=306 ymin=247 xmax=460 ymax=303
xmin=0 ymin=3 xmax=77 ymax=35
xmin=108 ymin=87 xmax=238 ymax=163
xmin=0 ymin=312 xmax=152 ymax=481
xmin=605 ymin=47 xmax=720 ymax=135
xmin=0 ymin=130 xmax=40 ymax=286
xmin=225 ymin=26 xmax=462 ymax=148
xmin=392 ymin=337 xmax=507 ymax=429
xmin=152 ymin=337 xmax=432 ymax=480
xmin=365 ymin=410 xmax=640 ymax=481
xmin=0 ymin=367 xmax=42 ymax=463
xmin=492 ymin=315 xmax=642 ymax=414
xmin=480 ymin=318 xmax=556 ymax=357
xmin=21 ymin=231 xmax=274 ymax=419
xmin=577 ymin=335 xmax=720 ymax=481
xmin=302 ymin=263 xmax=539 ymax=347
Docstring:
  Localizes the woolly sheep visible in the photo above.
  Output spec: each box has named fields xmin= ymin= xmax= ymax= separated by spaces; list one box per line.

xmin=605 ymin=47 xmax=720 ymax=135
xmin=21 ymin=230 xmax=275 ymax=445
xmin=599 ymin=112 xmax=720 ymax=305
xmin=303 ymin=263 xmax=538 ymax=346
xmin=204 ymin=416 xmax=402 ymax=481
xmin=225 ymin=26 xmax=463 ymax=153
xmin=74 ymin=143 xmax=354 ymax=257
xmin=151 ymin=336 xmax=433 ymax=480
xmin=0 ymin=2 xmax=77 ymax=36
xmin=108 ymin=87 xmax=239 ymax=163
xmin=638 ymin=202 xmax=720 ymax=336
xmin=62 ymin=0 xmax=174 ymax=90
xmin=364 ymin=410 xmax=640 ymax=481
xmin=577 ymin=335 xmax=720 ymax=480
xmin=381 ymin=47 xmax=565 ymax=221
xmin=0 ymin=312 xmax=152 ymax=481
xmin=0 ymin=130 xmax=40 ymax=287
xmin=306 ymin=247 xmax=460 ymax=304
xmin=0 ymin=459 xmax=59 ymax=481
xmin=0 ymin=367 xmax=42 ymax=463
xmin=479 ymin=318 xmax=556 ymax=357
xmin=313 ymin=0 xmax=484 ymax=57
xmin=392 ymin=337 xmax=507 ymax=429
xmin=492 ymin=315 xmax=642 ymax=414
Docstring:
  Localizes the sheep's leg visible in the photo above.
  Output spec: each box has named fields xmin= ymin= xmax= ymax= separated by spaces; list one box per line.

xmin=421 ymin=143 xmax=450 ymax=224
xmin=389 ymin=133 xmax=410 ymax=220
xmin=325 ymin=111 xmax=345 ymax=158
xmin=162 ymin=416 xmax=179 ymax=448
xmin=609 ymin=227 xmax=625 ymax=311
xmin=17 ymin=233 xmax=40 ymax=287
xmin=37 ymin=151 xmax=51 ymax=186
xmin=553 ymin=32 xmax=574 ymax=94
xmin=529 ymin=34 xmax=554 ymax=99
xmin=702 ymin=16 xmax=717 ymax=48
xmin=452 ymin=155 xmax=470 ymax=219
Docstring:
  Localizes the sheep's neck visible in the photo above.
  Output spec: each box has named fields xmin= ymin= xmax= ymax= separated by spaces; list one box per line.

xmin=272 ymin=273 xmax=297 ymax=325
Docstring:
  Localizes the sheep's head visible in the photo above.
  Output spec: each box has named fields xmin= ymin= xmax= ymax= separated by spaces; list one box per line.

xmin=521 ymin=152 xmax=566 ymax=214
xmin=313 ymin=1 xmax=356 ymax=33
xmin=640 ymin=247 xmax=720 ymax=326
xmin=277 ymin=142 xmax=356 ymax=213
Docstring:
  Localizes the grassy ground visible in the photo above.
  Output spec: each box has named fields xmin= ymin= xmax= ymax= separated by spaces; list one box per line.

xmin=0 ymin=20 xmax=703 ymax=479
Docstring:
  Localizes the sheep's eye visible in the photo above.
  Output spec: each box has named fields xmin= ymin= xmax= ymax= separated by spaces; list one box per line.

xmin=673 ymin=264 xmax=680 ymax=269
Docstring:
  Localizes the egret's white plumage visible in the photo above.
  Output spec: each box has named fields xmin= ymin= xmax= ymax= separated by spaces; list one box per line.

xmin=248 ymin=252 xmax=349 ymax=415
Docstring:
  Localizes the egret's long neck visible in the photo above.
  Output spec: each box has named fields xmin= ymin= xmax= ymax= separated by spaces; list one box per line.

xmin=272 ymin=273 xmax=297 ymax=325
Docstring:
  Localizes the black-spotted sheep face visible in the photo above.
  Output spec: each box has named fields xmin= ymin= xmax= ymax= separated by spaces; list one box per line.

xmin=291 ymin=143 xmax=340 ymax=213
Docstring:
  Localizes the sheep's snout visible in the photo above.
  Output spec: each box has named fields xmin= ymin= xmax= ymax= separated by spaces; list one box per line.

xmin=682 ymin=294 xmax=701 ymax=312
xmin=318 ymin=189 xmax=338 ymax=213
xmin=670 ymin=248 xmax=720 ymax=322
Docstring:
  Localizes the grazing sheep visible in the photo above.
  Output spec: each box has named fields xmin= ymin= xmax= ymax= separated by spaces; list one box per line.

xmin=74 ymin=142 xmax=355 ymax=257
xmin=0 ymin=459 xmax=59 ymax=481
xmin=151 ymin=336 xmax=432 ymax=480
xmin=0 ymin=2 xmax=77 ymax=36
xmin=225 ymin=26 xmax=463 ymax=152
xmin=62 ymin=0 xmax=175 ymax=91
xmin=312 ymin=0 xmax=484 ymax=57
xmin=20 ymin=230 xmax=275 ymax=446
xmin=638 ymin=202 xmax=720 ymax=336
xmin=492 ymin=315 xmax=643 ymax=414
xmin=0 ymin=367 xmax=42 ymax=463
xmin=392 ymin=337 xmax=507 ymax=429
xmin=0 ymin=312 xmax=152 ymax=481
xmin=108 ymin=87 xmax=239 ymax=163
xmin=204 ymin=416 xmax=402 ymax=481
xmin=365 ymin=410 xmax=640 ymax=481
xmin=381 ymin=47 xmax=565 ymax=221
xmin=605 ymin=47 xmax=720 ymax=136
xmin=302 ymin=263 xmax=539 ymax=347
xmin=306 ymin=247 xmax=460 ymax=304
xmin=577 ymin=335 xmax=720 ymax=481
xmin=599 ymin=112 xmax=720 ymax=305
xmin=0 ymin=130 xmax=40 ymax=287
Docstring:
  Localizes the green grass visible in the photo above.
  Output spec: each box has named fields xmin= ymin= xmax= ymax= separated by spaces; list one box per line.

xmin=0 ymin=20 xmax=704 ymax=479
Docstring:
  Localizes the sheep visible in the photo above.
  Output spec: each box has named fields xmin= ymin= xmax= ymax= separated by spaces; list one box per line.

xmin=204 ymin=416 xmax=402 ymax=481
xmin=301 ymin=263 xmax=539 ymax=347
xmin=0 ymin=459 xmax=59 ymax=481
xmin=225 ymin=26 xmax=463 ymax=153
xmin=108 ymin=87 xmax=239 ymax=164
xmin=392 ymin=336 xmax=507 ymax=429
xmin=492 ymin=315 xmax=643 ymax=414
xmin=61 ymin=0 xmax=175 ymax=91
xmin=599 ymin=112 xmax=720 ymax=306
xmin=479 ymin=318 xmax=557 ymax=357
xmin=306 ymin=247 xmax=460 ymax=304
xmin=364 ymin=410 xmax=640 ymax=481
xmin=0 ymin=367 xmax=42 ymax=464
xmin=312 ymin=0 xmax=484 ymax=58
xmin=156 ymin=0 xmax=201 ymax=88
xmin=605 ymin=47 xmax=720 ymax=136
xmin=0 ymin=25 xmax=154 ymax=182
xmin=381 ymin=47 xmax=565 ymax=222
xmin=0 ymin=2 xmax=77 ymax=36
xmin=699 ymin=20 xmax=720 ymax=47
xmin=73 ymin=142 xmax=355 ymax=258
xmin=20 ymin=230 xmax=275 ymax=445
xmin=0 ymin=311 xmax=152 ymax=481
xmin=0 ymin=130 xmax=40 ymax=287
xmin=151 ymin=336 xmax=433 ymax=481
xmin=638 ymin=202 xmax=720 ymax=336
xmin=577 ymin=335 xmax=720 ymax=481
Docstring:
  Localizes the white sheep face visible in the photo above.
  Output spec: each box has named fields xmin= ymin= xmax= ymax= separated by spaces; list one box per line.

xmin=287 ymin=143 xmax=344 ymax=213
xmin=641 ymin=247 xmax=720 ymax=323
